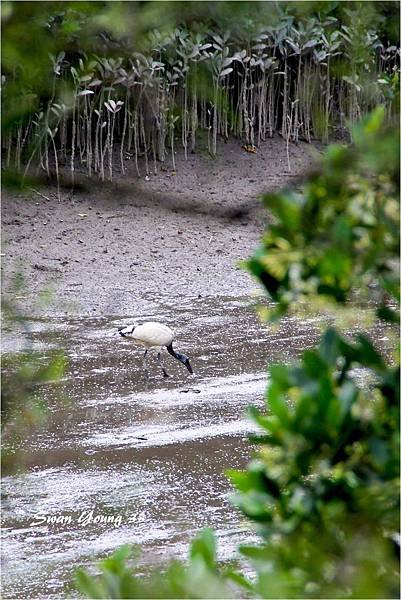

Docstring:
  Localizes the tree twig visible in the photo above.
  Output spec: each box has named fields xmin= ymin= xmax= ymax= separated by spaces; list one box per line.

xmin=29 ymin=188 xmax=51 ymax=201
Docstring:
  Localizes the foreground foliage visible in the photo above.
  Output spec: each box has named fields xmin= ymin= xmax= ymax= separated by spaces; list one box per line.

xmin=75 ymin=110 xmax=399 ymax=598
xmin=248 ymin=105 xmax=399 ymax=322
xmin=2 ymin=292 xmax=66 ymax=474
xmin=229 ymin=327 xmax=399 ymax=598
xmin=76 ymin=531 xmax=237 ymax=599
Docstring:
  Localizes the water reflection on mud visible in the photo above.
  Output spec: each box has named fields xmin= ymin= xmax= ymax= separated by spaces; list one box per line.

xmin=1 ymin=295 xmax=394 ymax=599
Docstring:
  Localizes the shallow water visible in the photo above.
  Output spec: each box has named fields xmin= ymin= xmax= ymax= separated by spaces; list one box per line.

xmin=1 ymin=295 xmax=394 ymax=599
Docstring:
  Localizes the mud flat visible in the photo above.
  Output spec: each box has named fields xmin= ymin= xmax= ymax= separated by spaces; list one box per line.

xmin=2 ymin=138 xmax=320 ymax=317
xmin=2 ymin=138 xmax=326 ymax=599
xmin=2 ymin=295 xmax=324 ymax=599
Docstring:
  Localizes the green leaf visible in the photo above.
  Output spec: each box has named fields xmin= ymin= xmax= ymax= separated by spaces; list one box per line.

xmin=376 ymin=305 xmax=400 ymax=324
xmin=337 ymin=381 xmax=358 ymax=419
xmin=223 ymin=568 xmax=254 ymax=591
xmin=267 ymin=381 xmax=290 ymax=425
xmin=355 ymin=335 xmax=385 ymax=369
xmin=75 ymin=569 xmax=105 ymax=599
xmin=319 ymin=328 xmax=341 ymax=366
xmin=189 ymin=528 xmax=216 ymax=569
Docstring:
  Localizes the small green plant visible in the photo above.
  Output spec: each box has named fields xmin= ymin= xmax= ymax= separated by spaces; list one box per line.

xmin=75 ymin=529 xmax=237 ymax=599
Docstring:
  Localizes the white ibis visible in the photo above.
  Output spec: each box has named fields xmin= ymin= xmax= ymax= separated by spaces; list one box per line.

xmin=117 ymin=321 xmax=193 ymax=377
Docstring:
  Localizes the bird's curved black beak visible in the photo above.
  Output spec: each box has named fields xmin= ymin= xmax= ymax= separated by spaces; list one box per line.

xmin=185 ymin=358 xmax=194 ymax=375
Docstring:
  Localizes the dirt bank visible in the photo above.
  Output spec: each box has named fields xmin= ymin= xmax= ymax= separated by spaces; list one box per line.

xmin=2 ymin=138 xmax=320 ymax=317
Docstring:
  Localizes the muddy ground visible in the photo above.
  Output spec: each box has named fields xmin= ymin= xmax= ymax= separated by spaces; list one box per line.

xmin=2 ymin=137 xmax=321 ymax=317
xmin=3 ymin=138 xmax=397 ymax=600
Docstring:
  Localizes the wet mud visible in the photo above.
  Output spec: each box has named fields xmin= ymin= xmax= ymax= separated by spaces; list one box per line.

xmin=2 ymin=295 xmax=396 ymax=599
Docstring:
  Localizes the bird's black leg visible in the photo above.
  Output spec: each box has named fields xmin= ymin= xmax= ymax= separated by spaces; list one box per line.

xmin=157 ymin=352 xmax=170 ymax=378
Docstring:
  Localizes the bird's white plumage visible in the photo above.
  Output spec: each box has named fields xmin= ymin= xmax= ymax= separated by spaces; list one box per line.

xmin=121 ymin=322 xmax=175 ymax=348
xmin=118 ymin=320 xmax=193 ymax=376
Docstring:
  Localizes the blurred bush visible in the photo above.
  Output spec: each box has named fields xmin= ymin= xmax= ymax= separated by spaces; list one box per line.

xmin=228 ymin=327 xmax=399 ymax=598
xmin=2 ymin=293 xmax=66 ymax=474
xmin=248 ymin=106 xmax=399 ymax=322
xmin=76 ymin=529 xmax=238 ymax=599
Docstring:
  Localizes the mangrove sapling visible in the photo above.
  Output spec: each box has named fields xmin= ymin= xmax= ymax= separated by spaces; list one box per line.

xmin=206 ymin=109 xmax=212 ymax=155
xmin=133 ymin=111 xmax=140 ymax=176
xmin=14 ymin=124 xmax=23 ymax=172
xmin=252 ymin=47 xmax=273 ymax=144
xmin=267 ymin=60 xmax=276 ymax=138
xmin=320 ymin=31 xmax=342 ymax=143
xmin=169 ymin=113 xmax=179 ymax=170
xmin=99 ymin=113 xmax=107 ymax=181
xmin=104 ymin=93 xmax=112 ymax=180
xmin=207 ymin=32 xmax=233 ymax=156
xmin=6 ymin=131 xmax=12 ymax=168
xmin=180 ymin=35 xmax=205 ymax=157
xmin=5 ymin=9 xmax=398 ymax=180
xmin=291 ymin=20 xmax=322 ymax=142
xmin=230 ymin=53 xmax=243 ymax=137
xmin=104 ymin=98 xmax=124 ymax=181
xmin=86 ymin=80 xmax=102 ymax=176
xmin=190 ymin=80 xmax=197 ymax=153
xmin=22 ymin=112 xmax=49 ymax=186
xmin=77 ymin=88 xmax=90 ymax=163
xmin=157 ymin=79 xmax=167 ymax=166
xmin=140 ymin=107 xmax=150 ymax=176
xmin=216 ymin=62 xmax=233 ymax=150
xmin=129 ymin=55 xmax=159 ymax=175
xmin=179 ymin=58 xmax=189 ymax=161
xmin=221 ymin=80 xmax=231 ymax=141
xmin=70 ymin=59 xmax=94 ymax=181
xmin=242 ymin=60 xmax=250 ymax=143
xmin=48 ymin=126 xmax=61 ymax=201
xmin=70 ymin=78 xmax=79 ymax=186
xmin=48 ymin=102 xmax=67 ymax=199
xmin=59 ymin=103 xmax=67 ymax=161
xmin=281 ymin=50 xmax=290 ymax=139
xmin=119 ymin=82 xmax=130 ymax=175
xmin=93 ymin=72 xmax=106 ymax=175
xmin=80 ymin=91 xmax=89 ymax=164
xmin=188 ymin=39 xmax=210 ymax=152
xmin=77 ymin=89 xmax=95 ymax=176
xmin=286 ymin=35 xmax=302 ymax=143
xmin=286 ymin=99 xmax=300 ymax=172
xmin=300 ymin=57 xmax=315 ymax=142
xmin=247 ymin=59 xmax=256 ymax=146
xmin=41 ymin=52 xmax=64 ymax=179
xmin=100 ymin=84 xmax=116 ymax=180
xmin=212 ymin=72 xmax=219 ymax=155
xmin=152 ymin=130 xmax=158 ymax=175
xmin=20 ymin=121 xmax=32 ymax=164
xmin=130 ymin=86 xmax=145 ymax=177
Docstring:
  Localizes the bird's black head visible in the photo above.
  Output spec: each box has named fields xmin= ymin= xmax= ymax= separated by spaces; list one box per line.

xmin=167 ymin=343 xmax=194 ymax=375
xmin=182 ymin=355 xmax=193 ymax=375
